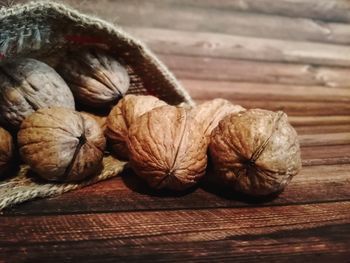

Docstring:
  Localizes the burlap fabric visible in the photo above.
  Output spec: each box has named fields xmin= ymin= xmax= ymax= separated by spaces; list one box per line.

xmin=0 ymin=1 xmax=193 ymax=210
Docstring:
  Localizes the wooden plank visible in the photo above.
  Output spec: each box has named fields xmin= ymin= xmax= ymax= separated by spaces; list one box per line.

xmin=1 ymin=234 xmax=349 ymax=263
xmin=2 ymin=202 xmax=350 ymax=241
xmin=295 ymin=124 xmax=350 ymax=134
xmin=1 ymin=202 xmax=350 ymax=262
xmin=4 ymin=163 xmax=350 ymax=215
xmin=127 ymin=27 xmax=350 ymax=67
xmin=182 ymin=79 xmax=350 ymax=103
xmin=289 ymin=116 xmax=350 ymax=126
xmin=299 ymin=133 xmax=350 ymax=147
xmin=195 ymin=99 xmax=350 ymax=117
xmin=199 ymin=99 xmax=350 ymax=117
xmin=62 ymin=0 xmax=350 ymax=24
xmin=301 ymin=145 xmax=350 ymax=166
xmin=178 ymin=0 xmax=350 ymax=23
xmin=63 ymin=0 xmax=350 ymax=45
xmin=161 ymin=55 xmax=350 ymax=88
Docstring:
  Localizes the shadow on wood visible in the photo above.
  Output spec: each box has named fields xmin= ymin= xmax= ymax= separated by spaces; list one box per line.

xmin=121 ymin=167 xmax=199 ymax=197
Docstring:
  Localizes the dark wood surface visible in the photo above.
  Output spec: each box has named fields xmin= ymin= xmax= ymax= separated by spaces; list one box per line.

xmin=1 ymin=1 xmax=350 ymax=262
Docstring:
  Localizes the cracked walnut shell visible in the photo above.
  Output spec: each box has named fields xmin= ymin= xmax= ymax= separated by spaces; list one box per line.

xmin=128 ymin=105 xmax=208 ymax=191
xmin=57 ymin=49 xmax=130 ymax=108
xmin=209 ymin=109 xmax=301 ymax=196
xmin=105 ymin=95 xmax=167 ymax=160
xmin=0 ymin=58 xmax=75 ymax=130
xmin=0 ymin=127 xmax=14 ymax=177
xmin=18 ymin=107 xmax=106 ymax=182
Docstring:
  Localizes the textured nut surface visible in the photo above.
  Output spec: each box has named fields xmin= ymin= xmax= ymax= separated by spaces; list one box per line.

xmin=128 ymin=105 xmax=208 ymax=190
xmin=0 ymin=127 xmax=14 ymax=177
xmin=0 ymin=58 xmax=75 ymax=129
xmin=210 ymin=109 xmax=301 ymax=196
xmin=80 ymin=111 xmax=107 ymax=133
xmin=106 ymin=95 xmax=167 ymax=160
xmin=18 ymin=107 xmax=106 ymax=182
xmin=58 ymin=49 xmax=130 ymax=108
xmin=191 ymin=98 xmax=245 ymax=136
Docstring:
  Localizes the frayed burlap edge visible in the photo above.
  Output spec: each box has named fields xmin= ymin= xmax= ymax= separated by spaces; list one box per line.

xmin=0 ymin=1 xmax=193 ymax=210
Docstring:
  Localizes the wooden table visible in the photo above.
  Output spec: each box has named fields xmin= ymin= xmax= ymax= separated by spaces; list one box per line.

xmin=1 ymin=1 xmax=350 ymax=262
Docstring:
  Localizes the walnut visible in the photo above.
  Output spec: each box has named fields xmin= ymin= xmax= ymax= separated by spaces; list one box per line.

xmin=128 ymin=105 xmax=208 ymax=191
xmin=57 ymin=49 xmax=130 ymax=108
xmin=105 ymin=95 xmax=167 ymax=160
xmin=18 ymin=107 xmax=106 ymax=182
xmin=209 ymin=109 xmax=301 ymax=196
xmin=0 ymin=127 xmax=14 ymax=177
xmin=80 ymin=111 xmax=107 ymax=133
xmin=191 ymin=99 xmax=245 ymax=136
xmin=0 ymin=58 xmax=75 ymax=130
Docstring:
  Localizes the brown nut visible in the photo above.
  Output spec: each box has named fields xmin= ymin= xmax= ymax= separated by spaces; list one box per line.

xmin=209 ymin=109 xmax=301 ymax=196
xmin=0 ymin=127 xmax=14 ymax=177
xmin=57 ymin=49 xmax=130 ymax=108
xmin=191 ymin=98 xmax=245 ymax=137
xmin=18 ymin=107 xmax=106 ymax=182
xmin=80 ymin=111 xmax=107 ymax=133
xmin=128 ymin=105 xmax=208 ymax=191
xmin=0 ymin=58 xmax=75 ymax=130
xmin=105 ymin=95 xmax=167 ymax=160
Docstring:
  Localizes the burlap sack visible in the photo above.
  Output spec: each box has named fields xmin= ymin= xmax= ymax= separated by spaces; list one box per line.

xmin=0 ymin=1 xmax=193 ymax=210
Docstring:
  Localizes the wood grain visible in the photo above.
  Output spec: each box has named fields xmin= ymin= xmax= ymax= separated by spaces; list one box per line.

xmin=199 ymin=99 xmax=350 ymax=117
xmin=161 ymin=55 xmax=350 ymax=88
xmin=179 ymin=0 xmax=350 ymax=23
xmin=62 ymin=0 xmax=350 ymax=45
xmin=1 ymin=202 xmax=349 ymax=262
xmin=127 ymin=27 xmax=350 ymax=67
xmin=294 ymin=124 xmax=350 ymax=134
xmin=55 ymin=0 xmax=350 ymax=24
xmin=288 ymin=115 xmax=350 ymax=126
xmin=183 ymin=79 xmax=350 ymax=103
xmin=1 ymin=235 xmax=349 ymax=263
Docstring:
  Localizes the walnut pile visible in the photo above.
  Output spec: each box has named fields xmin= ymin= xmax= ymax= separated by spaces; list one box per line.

xmin=209 ymin=109 xmax=301 ymax=196
xmin=0 ymin=46 xmax=302 ymax=201
xmin=18 ymin=107 xmax=106 ymax=182
xmin=127 ymin=105 xmax=208 ymax=191
xmin=0 ymin=58 xmax=75 ymax=130
xmin=105 ymin=95 xmax=167 ymax=160
xmin=191 ymin=98 xmax=245 ymax=137
xmin=57 ymin=49 xmax=130 ymax=108
xmin=0 ymin=127 xmax=14 ymax=177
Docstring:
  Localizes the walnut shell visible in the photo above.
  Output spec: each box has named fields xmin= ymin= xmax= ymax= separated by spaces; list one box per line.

xmin=0 ymin=58 xmax=75 ymax=130
xmin=105 ymin=95 xmax=167 ymax=160
xmin=191 ymin=98 xmax=245 ymax=136
xmin=128 ymin=105 xmax=208 ymax=191
xmin=0 ymin=127 xmax=14 ymax=177
xmin=80 ymin=111 xmax=107 ymax=133
xmin=57 ymin=49 xmax=130 ymax=108
xmin=18 ymin=107 xmax=106 ymax=182
xmin=209 ymin=109 xmax=301 ymax=196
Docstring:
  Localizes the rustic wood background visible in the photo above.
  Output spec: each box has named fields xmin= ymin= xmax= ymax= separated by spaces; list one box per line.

xmin=1 ymin=0 xmax=350 ymax=262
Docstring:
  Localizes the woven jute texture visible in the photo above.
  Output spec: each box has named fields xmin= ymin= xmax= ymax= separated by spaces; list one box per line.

xmin=0 ymin=1 xmax=193 ymax=210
